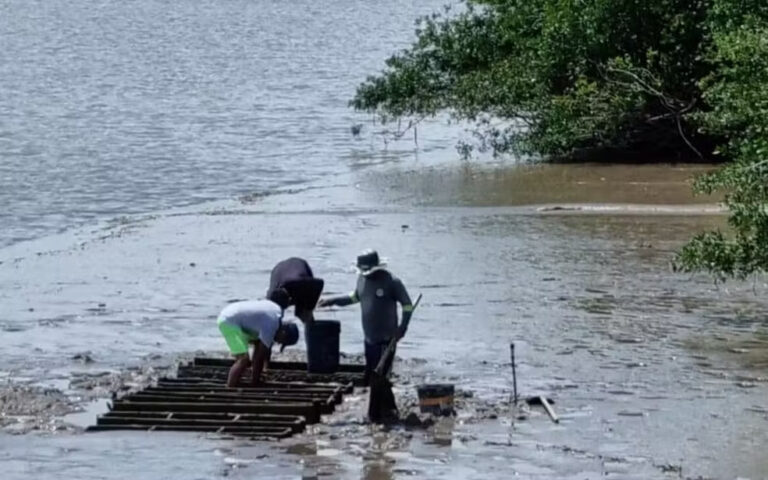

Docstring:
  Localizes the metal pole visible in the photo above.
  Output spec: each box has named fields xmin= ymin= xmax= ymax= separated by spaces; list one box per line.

xmin=510 ymin=343 xmax=518 ymax=405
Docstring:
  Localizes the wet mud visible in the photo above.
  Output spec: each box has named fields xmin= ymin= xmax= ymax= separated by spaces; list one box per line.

xmin=1 ymin=161 xmax=767 ymax=479
xmin=68 ymin=361 xmax=177 ymax=399
xmin=360 ymin=162 xmax=723 ymax=208
xmin=0 ymin=383 xmax=78 ymax=434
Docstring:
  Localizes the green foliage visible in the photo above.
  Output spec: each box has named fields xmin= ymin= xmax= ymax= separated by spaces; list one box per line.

xmin=676 ymin=15 xmax=768 ymax=278
xmin=353 ymin=0 xmax=768 ymax=278
xmin=353 ymin=0 xmax=712 ymax=158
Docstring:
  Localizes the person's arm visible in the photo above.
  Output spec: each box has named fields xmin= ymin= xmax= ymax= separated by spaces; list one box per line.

xmin=318 ymin=290 xmax=359 ymax=308
xmin=392 ymin=279 xmax=413 ymax=338
xmin=247 ymin=336 xmax=270 ymax=370
xmin=251 ymin=341 xmax=270 ymax=386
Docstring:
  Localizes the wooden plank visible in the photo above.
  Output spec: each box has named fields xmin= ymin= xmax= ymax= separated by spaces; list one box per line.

xmin=122 ymin=393 xmax=335 ymax=415
xmin=97 ymin=416 xmax=305 ymax=433
xmin=110 ymin=400 xmax=321 ymax=424
xmin=100 ymin=410 xmax=303 ymax=425
xmin=141 ymin=387 xmax=343 ymax=405
xmin=150 ymin=386 xmax=343 ymax=404
xmin=133 ymin=389 xmax=329 ymax=402
xmin=142 ymin=387 xmax=342 ymax=406
xmin=192 ymin=358 xmax=366 ymax=374
xmin=145 ymin=386 xmax=337 ymax=398
xmin=159 ymin=376 xmax=354 ymax=392
xmin=152 ymin=382 xmax=342 ymax=395
xmin=176 ymin=367 xmax=364 ymax=386
xmin=86 ymin=424 xmax=293 ymax=439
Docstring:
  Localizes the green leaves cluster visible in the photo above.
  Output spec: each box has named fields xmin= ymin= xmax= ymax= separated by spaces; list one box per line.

xmin=676 ymin=9 xmax=768 ymax=278
xmin=353 ymin=0 xmax=712 ymax=158
xmin=353 ymin=0 xmax=768 ymax=278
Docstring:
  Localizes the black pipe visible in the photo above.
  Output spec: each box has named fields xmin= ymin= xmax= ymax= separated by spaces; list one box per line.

xmin=510 ymin=343 xmax=518 ymax=405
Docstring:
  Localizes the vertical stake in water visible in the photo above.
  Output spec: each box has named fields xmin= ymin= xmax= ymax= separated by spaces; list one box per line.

xmin=510 ymin=343 xmax=518 ymax=405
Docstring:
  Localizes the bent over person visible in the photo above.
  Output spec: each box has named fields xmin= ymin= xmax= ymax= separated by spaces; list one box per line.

xmin=267 ymin=257 xmax=324 ymax=324
xmin=217 ymin=289 xmax=299 ymax=387
xmin=318 ymin=250 xmax=413 ymax=384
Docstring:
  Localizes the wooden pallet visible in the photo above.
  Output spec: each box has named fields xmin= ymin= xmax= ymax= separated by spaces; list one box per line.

xmin=86 ymin=358 xmax=365 ymax=440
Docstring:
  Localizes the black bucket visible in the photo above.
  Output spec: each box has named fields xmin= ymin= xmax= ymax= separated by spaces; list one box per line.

xmin=416 ymin=384 xmax=455 ymax=415
xmin=304 ymin=320 xmax=340 ymax=373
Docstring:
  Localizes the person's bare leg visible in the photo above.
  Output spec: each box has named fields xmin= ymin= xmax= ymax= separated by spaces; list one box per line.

xmin=227 ymin=354 xmax=250 ymax=388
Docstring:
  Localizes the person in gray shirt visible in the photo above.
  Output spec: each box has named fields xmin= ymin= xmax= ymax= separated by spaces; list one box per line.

xmin=318 ymin=250 xmax=413 ymax=384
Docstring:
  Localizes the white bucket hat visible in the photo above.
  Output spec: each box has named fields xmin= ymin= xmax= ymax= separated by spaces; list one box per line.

xmin=355 ymin=249 xmax=388 ymax=276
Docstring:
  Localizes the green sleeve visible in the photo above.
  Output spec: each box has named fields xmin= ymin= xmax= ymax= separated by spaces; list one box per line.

xmin=327 ymin=290 xmax=359 ymax=307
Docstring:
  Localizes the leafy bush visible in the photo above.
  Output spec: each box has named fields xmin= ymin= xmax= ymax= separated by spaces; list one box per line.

xmin=676 ymin=15 xmax=768 ymax=278
xmin=353 ymin=0 xmax=714 ymax=159
xmin=353 ymin=0 xmax=768 ymax=277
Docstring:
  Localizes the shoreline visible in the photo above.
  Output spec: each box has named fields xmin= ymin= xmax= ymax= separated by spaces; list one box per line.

xmin=0 ymin=161 xmax=727 ymax=260
xmin=535 ymin=202 xmax=725 ymax=215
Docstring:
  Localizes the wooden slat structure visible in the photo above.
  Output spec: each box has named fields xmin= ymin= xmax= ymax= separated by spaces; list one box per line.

xmin=86 ymin=358 xmax=365 ymax=440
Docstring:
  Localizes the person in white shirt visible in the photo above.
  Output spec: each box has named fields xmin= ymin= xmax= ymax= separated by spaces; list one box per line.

xmin=217 ymin=289 xmax=299 ymax=387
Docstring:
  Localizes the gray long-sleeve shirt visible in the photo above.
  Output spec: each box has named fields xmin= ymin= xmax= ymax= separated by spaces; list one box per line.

xmin=328 ymin=270 xmax=413 ymax=344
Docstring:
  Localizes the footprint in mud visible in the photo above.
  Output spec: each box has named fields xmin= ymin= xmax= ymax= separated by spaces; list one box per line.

xmin=550 ymin=383 xmax=579 ymax=391
xmin=625 ymin=362 xmax=646 ymax=368
xmin=612 ymin=336 xmax=644 ymax=344
xmin=71 ymin=353 xmax=95 ymax=364
xmin=418 ymin=283 xmax=452 ymax=290
xmin=636 ymin=390 xmax=670 ymax=399
xmin=617 ymin=410 xmax=647 ymax=417
xmin=606 ymin=390 xmax=635 ymax=396
xmin=37 ymin=314 xmax=77 ymax=328
xmin=84 ymin=303 xmax=108 ymax=313
xmin=745 ymin=406 xmax=768 ymax=414
xmin=736 ymin=381 xmax=757 ymax=389
xmin=0 ymin=324 xmax=29 ymax=332
xmin=574 ymin=297 xmax=615 ymax=315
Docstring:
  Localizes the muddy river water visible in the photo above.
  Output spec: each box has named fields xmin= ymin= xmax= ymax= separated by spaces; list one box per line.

xmin=2 ymin=0 xmax=768 ymax=479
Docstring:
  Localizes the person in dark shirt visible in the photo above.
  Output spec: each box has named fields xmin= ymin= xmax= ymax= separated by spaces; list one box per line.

xmin=267 ymin=257 xmax=324 ymax=324
xmin=318 ymin=250 xmax=413 ymax=384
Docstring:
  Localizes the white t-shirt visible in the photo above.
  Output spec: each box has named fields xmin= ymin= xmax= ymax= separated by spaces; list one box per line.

xmin=218 ymin=300 xmax=282 ymax=348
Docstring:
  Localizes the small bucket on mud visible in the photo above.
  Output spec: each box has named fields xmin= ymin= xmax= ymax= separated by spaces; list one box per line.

xmin=416 ymin=384 xmax=455 ymax=416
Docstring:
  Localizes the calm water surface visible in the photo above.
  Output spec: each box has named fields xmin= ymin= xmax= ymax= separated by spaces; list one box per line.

xmin=0 ymin=0 xmax=454 ymax=247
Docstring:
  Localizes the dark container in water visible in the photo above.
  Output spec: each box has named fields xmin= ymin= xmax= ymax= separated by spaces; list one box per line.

xmin=304 ymin=320 xmax=340 ymax=374
xmin=416 ymin=384 xmax=455 ymax=416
